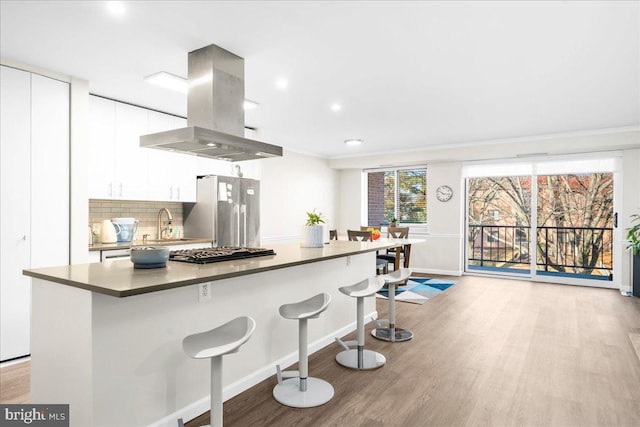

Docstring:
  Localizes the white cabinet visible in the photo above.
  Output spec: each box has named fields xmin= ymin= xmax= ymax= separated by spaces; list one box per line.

xmin=89 ymin=98 xmax=196 ymax=202
xmin=0 ymin=66 xmax=69 ymax=361
xmin=88 ymin=96 xmax=148 ymax=200
xmin=147 ymin=113 xmax=197 ymax=202
xmin=88 ymin=96 xmax=115 ymax=198
xmin=114 ymin=102 xmax=149 ymax=199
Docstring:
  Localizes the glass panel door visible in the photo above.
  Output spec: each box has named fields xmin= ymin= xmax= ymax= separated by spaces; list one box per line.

xmin=467 ymin=176 xmax=531 ymax=275
xmin=535 ymin=173 xmax=614 ymax=281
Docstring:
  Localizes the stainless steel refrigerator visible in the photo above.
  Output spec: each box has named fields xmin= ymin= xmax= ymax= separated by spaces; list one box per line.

xmin=184 ymin=175 xmax=260 ymax=247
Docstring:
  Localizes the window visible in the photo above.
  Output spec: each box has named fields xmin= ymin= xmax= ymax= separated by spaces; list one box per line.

xmin=366 ymin=167 xmax=427 ymax=226
xmin=488 ymin=210 xmax=500 ymax=220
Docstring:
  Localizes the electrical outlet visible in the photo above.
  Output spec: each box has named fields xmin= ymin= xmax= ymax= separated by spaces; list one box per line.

xmin=198 ymin=283 xmax=211 ymax=302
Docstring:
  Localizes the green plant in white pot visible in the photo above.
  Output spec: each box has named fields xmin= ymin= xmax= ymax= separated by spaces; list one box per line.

xmin=627 ymin=213 xmax=640 ymax=297
xmin=301 ymin=209 xmax=325 ymax=248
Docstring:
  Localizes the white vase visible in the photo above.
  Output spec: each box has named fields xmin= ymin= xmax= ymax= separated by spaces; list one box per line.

xmin=300 ymin=225 xmax=324 ymax=248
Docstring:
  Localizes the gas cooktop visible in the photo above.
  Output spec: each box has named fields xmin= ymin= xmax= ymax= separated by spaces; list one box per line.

xmin=169 ymin=246 xmax=276 ymax=264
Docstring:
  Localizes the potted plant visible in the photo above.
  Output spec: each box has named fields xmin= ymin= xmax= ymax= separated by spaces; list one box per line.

xmin=626 ymin=213 xmax=640 ymax=296
xmin=301 ymin=209 xmax=325 ymax=248
xmin=389 ymin=217 xmax=398 ymax=228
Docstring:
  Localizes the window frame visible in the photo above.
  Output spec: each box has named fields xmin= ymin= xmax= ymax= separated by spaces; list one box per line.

xmin=364 ymin=165 xmax=428 ymax=230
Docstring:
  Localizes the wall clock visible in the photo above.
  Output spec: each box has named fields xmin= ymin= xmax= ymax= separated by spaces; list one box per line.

xmin=436 ymin=185 xmax=453 ymax=202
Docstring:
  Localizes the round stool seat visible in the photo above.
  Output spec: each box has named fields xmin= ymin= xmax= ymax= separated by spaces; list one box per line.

xmin=380 ymin=267 xmax=412 ymax=285
xmin=183 ymin=316 xmax=256 ymax=359
xmin=339 ymin=276 xmax=385 ymax=298
xmin=279 ymin=293 xmax=331 ymax=320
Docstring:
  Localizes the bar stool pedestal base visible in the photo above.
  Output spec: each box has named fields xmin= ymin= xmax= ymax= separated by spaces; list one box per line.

xmin=273 ymin=377 xmax=334 ymax=408
xmin=335 ymin=348 xmax=386 ymax=370
xmin=371 ymin=327 xmax=413 ymax=342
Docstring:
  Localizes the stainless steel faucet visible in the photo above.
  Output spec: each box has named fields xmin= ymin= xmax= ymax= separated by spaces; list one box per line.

xmin=157 ymin=208 xmax=173 ymax=240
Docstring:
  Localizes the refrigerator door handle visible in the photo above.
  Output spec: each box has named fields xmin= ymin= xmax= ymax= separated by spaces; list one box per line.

xmin=234 ymin=203 xmax=241 ymax=246
xmin=241 ymin=204 xmax=247 ymax=247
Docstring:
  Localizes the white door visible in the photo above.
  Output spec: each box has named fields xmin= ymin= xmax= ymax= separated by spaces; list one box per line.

xmin=0 ymin=66 xmax=32 ymax=361
xmin=30 ymin=74 xmax=70 ymax=269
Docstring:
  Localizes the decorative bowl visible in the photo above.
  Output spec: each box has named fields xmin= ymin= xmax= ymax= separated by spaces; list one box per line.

xmin=130 ymin=246 xmax=170 ymax=269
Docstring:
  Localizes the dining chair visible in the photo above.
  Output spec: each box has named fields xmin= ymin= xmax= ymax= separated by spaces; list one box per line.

xmin=329 ymin=229 xmax=338 ymax=240
xmin=377 ymin=226 xmax=410 ymax=270
xmin=348 ymin=230 xmax=388 ymax=274
xmin=347 ymin=230 xmax=372 ymax=241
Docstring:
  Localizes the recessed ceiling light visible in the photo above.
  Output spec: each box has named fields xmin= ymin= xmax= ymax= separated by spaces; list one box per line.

xmin=344 ymin=139 xmax=363 ymax=146
xmin=144 ymin=72 xmax=187 ymax=94
xmin=244 ymin=99 xmax=259 ymax=110
xmin=106 ymin=1 xmax=126 ymax=15
xmin=206 ymin=143 xmax=217 ymax=147
xmin=275 ymin=78 xmax=288 ymax=89
xmin=331 ymin=104 xmax=342 ymax=112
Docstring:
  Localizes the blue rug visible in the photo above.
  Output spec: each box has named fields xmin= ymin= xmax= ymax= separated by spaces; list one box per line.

xmin=376 ymin=277 xmax=456 ymax=305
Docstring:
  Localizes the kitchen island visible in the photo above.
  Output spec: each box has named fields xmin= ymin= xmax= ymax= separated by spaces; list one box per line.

xmin=24 ymin=239 xmax=422 ymax=427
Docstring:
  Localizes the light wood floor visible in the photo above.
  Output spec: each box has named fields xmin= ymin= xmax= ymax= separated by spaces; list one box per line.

xmin=0 ymin=358 xmax=29 ymax=404
xmin=3 ymin=275 xmax=640 ymax=426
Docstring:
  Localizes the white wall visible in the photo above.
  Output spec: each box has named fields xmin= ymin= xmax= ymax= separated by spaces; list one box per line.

xmin=260 ymin=149 xmax=340 ymax=242
xmin=337 ymin=169 xmax=364 ymax=235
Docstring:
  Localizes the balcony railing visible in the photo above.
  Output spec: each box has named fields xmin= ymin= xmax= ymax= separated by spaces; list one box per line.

xmin=467 ymin=224 xmax=613 ymax=280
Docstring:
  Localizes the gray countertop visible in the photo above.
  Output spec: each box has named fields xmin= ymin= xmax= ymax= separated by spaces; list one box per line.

xmin=25 ymin=239 xmax=422 ymax=298
xmin=89 ymin=238 xmax=213 ymax=251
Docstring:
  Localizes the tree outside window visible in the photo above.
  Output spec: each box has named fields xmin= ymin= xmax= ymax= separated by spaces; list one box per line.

xmin=367 ymin=168 xmax=427 ymax=226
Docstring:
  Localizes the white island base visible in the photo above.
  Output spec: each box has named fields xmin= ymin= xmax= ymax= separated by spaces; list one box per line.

xmin=30 ymin=251 xmax=378 ymax=427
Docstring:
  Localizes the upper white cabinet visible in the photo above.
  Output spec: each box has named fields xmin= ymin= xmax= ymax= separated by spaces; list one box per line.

xmin=147 ymin=113 xmax=197 ymax=202
xmin=114 ymin=102 xmax=149 ymax=199
xmin=88 ymin=96 xmax=148 ymax=200
xmin=0 ymin=66 xmax=69 ymax=361
xmin=89 ymin=96 xmax=196 ymax=202
xmin=88 ymin=96 xmax=115 ymax=198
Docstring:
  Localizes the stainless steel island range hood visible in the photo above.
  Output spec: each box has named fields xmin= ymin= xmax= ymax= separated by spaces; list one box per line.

xmin=140 ymin=44 xmax=282 ymax=161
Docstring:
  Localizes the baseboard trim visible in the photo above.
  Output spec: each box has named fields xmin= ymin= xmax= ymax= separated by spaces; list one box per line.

xmin=410 ymin=267 xmax=462 ymax=277
xmin=147 ymin=310 xmax=378 ymax=427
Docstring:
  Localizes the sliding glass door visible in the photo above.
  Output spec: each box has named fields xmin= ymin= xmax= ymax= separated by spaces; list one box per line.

xmin=535 ymin=173 xmax=614 ymax=280
xmin=464 ymin=155 xmax=620 ymax=288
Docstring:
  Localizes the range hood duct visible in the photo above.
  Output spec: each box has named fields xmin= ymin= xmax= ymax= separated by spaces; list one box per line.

xmin=140 ymin=44 xmax=282 ymax=161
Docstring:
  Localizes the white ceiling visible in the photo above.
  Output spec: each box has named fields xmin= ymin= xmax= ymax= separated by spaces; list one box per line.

xmin=1 ymin=1 xmax=638 ymax=159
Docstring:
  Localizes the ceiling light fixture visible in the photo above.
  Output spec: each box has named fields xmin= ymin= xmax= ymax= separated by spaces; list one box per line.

xmin=275 ymin=78 xmax=288 ymax=89
xmin=344 ymin=139 xmax=363 ymax=146
xmin=105 ymin=1 xmax=126 ymax=15
xmin=206 ymin=143 xmax=217 ymax=147
xmin=331 ymin=103 xmax=342 ymax=112
xmin=144 ymin=72 xmax=187 ymax=94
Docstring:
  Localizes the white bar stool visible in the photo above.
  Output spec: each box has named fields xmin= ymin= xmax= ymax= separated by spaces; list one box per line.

xmin=335 ymin=276 xmax=386 ymax=370
xmin=371 ymin=268 xmax=413 ymax=342
xmin=273 ymin=293 xmax=334 ymax=408
xmin=181 ymin=316 xmax=256 ymax=427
